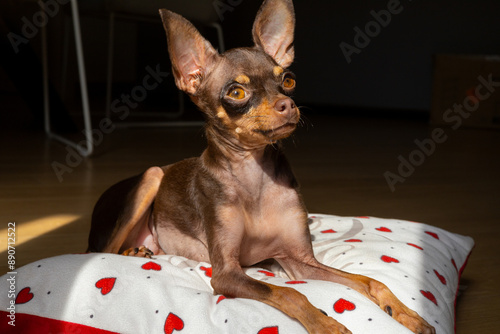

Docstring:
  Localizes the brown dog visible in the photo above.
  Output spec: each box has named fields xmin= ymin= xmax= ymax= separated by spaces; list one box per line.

xmin=87 ymin=1 xmax=435 ymax=333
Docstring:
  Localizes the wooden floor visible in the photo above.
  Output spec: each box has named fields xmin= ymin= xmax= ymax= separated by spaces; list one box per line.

xmin=0 ymin=108 xmax=499 ymax=333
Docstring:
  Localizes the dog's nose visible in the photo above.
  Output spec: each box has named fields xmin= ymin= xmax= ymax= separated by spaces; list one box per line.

xmin=274 ymin=98 xmax=296 ymax=115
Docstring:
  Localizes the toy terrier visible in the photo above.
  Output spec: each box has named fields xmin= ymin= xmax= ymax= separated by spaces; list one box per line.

xmin=87 ymin=0 xmax=435 ymax=333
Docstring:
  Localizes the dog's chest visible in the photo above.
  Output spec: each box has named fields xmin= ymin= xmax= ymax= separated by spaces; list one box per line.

xmin=228 ymin=169 xmax=305 ymax=264
xmin=229 ymin=162 xmax=297 ymax=215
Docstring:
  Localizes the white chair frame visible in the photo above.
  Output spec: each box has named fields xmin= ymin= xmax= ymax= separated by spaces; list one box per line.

xmin=40 ymin=0 xmax=224 ymax=155
xmin=41 ymin=0 xmax=93 ymax=156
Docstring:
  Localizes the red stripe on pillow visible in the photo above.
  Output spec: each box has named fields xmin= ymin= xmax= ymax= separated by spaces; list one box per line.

xmin=0 ymin=311 xmax=118 ymax=334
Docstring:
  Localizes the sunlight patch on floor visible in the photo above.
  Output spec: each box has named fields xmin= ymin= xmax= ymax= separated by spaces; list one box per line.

xmin=1 ymin=214 xmax=80 ymax=252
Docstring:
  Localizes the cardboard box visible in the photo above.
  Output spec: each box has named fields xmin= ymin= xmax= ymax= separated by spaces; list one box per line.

xmin=431 ymin=54 xmax=500 ymax=129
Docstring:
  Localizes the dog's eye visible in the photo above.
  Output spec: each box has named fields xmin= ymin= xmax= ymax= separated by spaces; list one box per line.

xmin=227 ymin=87 xmax=246 ymax=100
xmin=283 ymin=76 xmax=296 ymax=89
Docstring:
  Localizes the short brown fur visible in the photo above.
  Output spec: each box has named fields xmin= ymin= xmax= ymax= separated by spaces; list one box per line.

xmin=87 ymin=1 xmax=435 ymax=333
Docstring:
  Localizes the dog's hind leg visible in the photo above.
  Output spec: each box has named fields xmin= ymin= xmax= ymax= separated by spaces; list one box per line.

xmin=88 ymin=167 xmax=164 ymax=254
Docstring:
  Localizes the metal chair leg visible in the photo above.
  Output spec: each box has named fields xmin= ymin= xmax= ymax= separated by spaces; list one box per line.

xmin=42 ymin=0 xmax=93 ymax=157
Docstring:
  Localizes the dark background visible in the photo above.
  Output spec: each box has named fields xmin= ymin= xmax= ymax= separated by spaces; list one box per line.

xmin=224 ymin=0 xmax=500 ymax=111
xmin=1 ymin=0 xmax=499 ymax=128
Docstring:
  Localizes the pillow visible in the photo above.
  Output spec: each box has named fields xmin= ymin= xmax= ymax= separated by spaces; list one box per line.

xmin=0 ymin=214 xmax=474 ymax=334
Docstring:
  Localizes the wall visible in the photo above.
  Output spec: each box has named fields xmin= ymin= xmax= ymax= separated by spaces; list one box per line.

xmin=293 ymin=0 xmax=500 ymax=111
xmin=39 ymin=0 xmax=500 ymax=114
xmin=222 ymin=0 xmax=500 ymax=112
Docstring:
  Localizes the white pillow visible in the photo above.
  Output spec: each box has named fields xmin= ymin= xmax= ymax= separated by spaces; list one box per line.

xmin=0 ymin=214 xmax=474 ymax=334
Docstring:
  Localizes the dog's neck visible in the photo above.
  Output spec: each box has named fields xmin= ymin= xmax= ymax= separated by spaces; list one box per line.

xmin=202 ymin=127 xmax=296 ymax=194
xmin=203 ymin=126 xmax=277 ymax=171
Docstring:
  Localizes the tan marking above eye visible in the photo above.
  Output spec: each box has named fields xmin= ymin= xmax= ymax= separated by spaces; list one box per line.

xmin=228 ymin=87 xmax=246 ymax=100
xmin=235 ymin=75 xmax=250 ymax=84
xmin=273 ymin=66 xmax=284 ymax=77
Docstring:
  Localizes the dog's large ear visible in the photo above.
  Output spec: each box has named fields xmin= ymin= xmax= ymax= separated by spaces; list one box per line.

xmin=159 ymin=9 xmax=218 ymax=95
xmin=252 ymin=0 xmax=295 ymax=68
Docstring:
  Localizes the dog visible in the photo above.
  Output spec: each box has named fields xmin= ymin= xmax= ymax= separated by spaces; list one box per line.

xmin=87 ymin=1 xmax=435 ymax=333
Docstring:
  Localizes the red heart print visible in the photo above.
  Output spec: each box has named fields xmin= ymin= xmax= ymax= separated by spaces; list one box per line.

xmin=200 ymin=266 xmax=212 ymax=277
xmin=258 ymin=270 xmax=276 ymax=277
xmin=321 ymin=229 xmax=337 ymax=234
xmin=95 ymin=278 xmax=116 ymax=295
xmin=333 ymin=298 xmax=356 ymax=313
xmin=425 ymin=231 xmax=439 ymax=240
xmin=434 ymin=270 xmax=447 ymax=285
xmin=258 ymin=326 xmax=279 ymax=334
xmin=286 ymin=280 xmax=307 ymax=284
xmin=142 ymin=261 xmax=161 ymax=271
xmin=216 ymin=295 xmax=226 ymax=304
xmin=344 ymin=239 xmax=362 ymax=242
xmin=420 ymin=290 xmax=438 ymax=306
xmin=164 ymin=313 xmax=184 ymax=334
xmin=381 ymin=255 xmax=399 ymax=263
xmin=15 ymin=287 xmax=34 ymax=304
xmin=376 ymin=227 xmax=392 ymax=232
xmin=407 ymin=243 xmax=423 ymax=250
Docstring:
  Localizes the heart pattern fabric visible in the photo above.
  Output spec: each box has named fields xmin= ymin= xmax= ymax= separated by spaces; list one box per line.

xmin=142 ymin=261 xmax=162 ymax=271
xmin=0 ymin=214 xmax=473 ymax=334
xmin=421 ymin=290 xmax=438 ymax=306
xmin=200 ymin=266 xmax=212 ymax=278
xmin=164 ymin=313 xmax=184 ymax=334
xmin=381 ymin=255 xmax=400 ymax=263
xmin=334 ymin=298 xmax=356 ymax=314
xmin=15 ymin=287 xmax=34 ymax=304
xmin=258 ymin=326 xmax=279 ymax=334
xmin=95 ymin=278 xmax=116 ymax=296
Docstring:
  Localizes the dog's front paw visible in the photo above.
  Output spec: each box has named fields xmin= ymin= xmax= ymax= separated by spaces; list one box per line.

xmin=393 ymin=309 xmax=436 ymax=334
xmin=370 ymin=280 xmax=435 ymax=334
xmin=122 ymin=245 xmax=154 ymax=258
